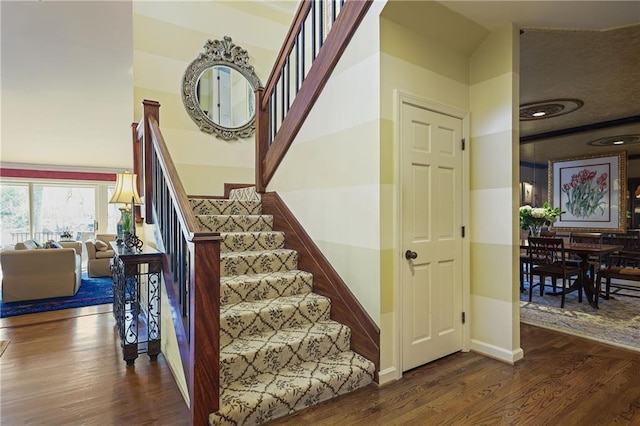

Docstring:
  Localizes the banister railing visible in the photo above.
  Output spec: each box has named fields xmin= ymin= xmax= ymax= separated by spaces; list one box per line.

xmin=134 ymin=100 xmax=221 ymax=426
xmin=255 ymin=0 xmax=372 ymax=191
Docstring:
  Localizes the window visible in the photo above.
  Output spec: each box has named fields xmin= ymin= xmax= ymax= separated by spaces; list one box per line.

xmin=0 ymin=179 xmax=116 ymax=247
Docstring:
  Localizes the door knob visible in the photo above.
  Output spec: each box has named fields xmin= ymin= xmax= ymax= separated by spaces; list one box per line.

xmin=405 ymin=250 xmax=418 ymax=260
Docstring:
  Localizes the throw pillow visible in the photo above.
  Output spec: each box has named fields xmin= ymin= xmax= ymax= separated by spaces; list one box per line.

xmin=43 ymin=240 xmax=62 ymax=249
xmin=94 ymin=240 xmax=109 ymax=251
xmin=22 ymin=239 xmax=41 ymax=250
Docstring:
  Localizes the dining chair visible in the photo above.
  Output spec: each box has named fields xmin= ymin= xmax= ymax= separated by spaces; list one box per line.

xmin=520 ymin=230 xmax=556 ymax=292
xmin=569 ymin=232 xmax=604 ymax=287
xmin=527 ymin=237 xmax=582 ymax=308
xmin=617 ymin=230 xmax=640 ymax=257
xmin=596 ymin=253 xmax=640 ymax=306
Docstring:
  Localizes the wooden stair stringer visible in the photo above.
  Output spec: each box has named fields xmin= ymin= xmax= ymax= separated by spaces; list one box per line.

xmin=260 ymin=191 xmax=380 ymax=380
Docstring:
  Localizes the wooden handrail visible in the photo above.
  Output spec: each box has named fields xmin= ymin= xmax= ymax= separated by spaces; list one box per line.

xmin=256 ymin=0 xmax=372 ymax=191
xmin=147 ymin=117 xmax=202 ymax=236
xmin=135 ymin=100 xmax=221 ymax=426
xmin=260 ymin=0 xmax=312 ymax=111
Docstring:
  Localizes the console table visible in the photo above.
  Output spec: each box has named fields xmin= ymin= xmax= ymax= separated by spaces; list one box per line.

xmin=110 ymin=241 xmax=163 ymax=365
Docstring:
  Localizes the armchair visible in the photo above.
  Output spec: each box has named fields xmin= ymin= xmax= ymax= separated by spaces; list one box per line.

xmin=85 ymin=234 xmax=117 ymax=277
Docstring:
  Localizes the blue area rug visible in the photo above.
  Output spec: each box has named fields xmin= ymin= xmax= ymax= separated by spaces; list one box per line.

xmin=0 ymin=272 xmax=113 ymax=318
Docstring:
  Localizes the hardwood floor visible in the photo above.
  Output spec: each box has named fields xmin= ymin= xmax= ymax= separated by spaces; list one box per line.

xmin=0 ymin=305 xmax=190 ymax=426
xmin=2 ymin=307 xmax=640 ymax=425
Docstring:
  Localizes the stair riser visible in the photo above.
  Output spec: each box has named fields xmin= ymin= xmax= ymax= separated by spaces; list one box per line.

xmin=220 ymin=323 xmax=351 ymax=385
xmin=221 ymin=250 xmax=298 ymax=277
xmin=197 ymin=215 xmax=273 ymax=233
xmin=220 ymin=232 xmax=285 ymax=253
xmin=221 ymin=271 xmax=313 ymax=305
xmin=186 ymin=192 xmax=376 ymax=426
xmin=210 ymin=351 xmax=375 ymax=425
xmin=190 ymin=199 xmax=262 ymax=216
xmin=220 ymin=295 xmax=331 ymax=345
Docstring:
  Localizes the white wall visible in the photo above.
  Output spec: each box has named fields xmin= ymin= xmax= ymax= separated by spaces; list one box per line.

xmin=1 ymin=1 xmax=133 ymax=170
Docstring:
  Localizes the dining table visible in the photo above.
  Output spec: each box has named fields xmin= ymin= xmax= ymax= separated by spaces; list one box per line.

xmin=520 ymin=239 xmax=623 ymax=309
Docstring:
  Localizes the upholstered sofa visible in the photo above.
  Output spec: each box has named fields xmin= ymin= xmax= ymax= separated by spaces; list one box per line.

xmin=85 ymin=234 xmax=117 ymax=278
xmin=1 ymin=240 xmax=82 ymax=303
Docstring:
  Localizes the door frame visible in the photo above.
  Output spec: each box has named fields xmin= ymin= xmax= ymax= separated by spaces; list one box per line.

xmin=394 ymin=90 xmax=471 ymax=378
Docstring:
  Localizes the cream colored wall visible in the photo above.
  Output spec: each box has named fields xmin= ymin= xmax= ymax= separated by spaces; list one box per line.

xmin=469 ymin=25 xmax=523 ymax=362
xmin=268 ymin=1 xmax=521 ymax=383
xmin=379 ymin=13 xmax=472 ymax=382
xmin=133 ymin=1 xmax=291 ymax=196
xmin=133 ymin=1 xmax=292 ymax=403
xmin=379 ymin=3 xmax=521 ymax=379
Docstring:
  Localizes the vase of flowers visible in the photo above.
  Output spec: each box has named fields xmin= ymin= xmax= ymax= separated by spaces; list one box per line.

xmin=519 ymin=202 xmax=564 ymax=237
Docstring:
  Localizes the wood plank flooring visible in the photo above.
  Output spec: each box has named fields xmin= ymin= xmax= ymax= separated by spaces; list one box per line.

xmin=2 ymin=306 xmax=640 ymax=425
xmin=0 ymin=305 xmax=190 ymax=426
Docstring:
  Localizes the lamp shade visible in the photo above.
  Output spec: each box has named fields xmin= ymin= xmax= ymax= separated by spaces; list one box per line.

xmin=109 ymin=172 xmax=142 ymax=205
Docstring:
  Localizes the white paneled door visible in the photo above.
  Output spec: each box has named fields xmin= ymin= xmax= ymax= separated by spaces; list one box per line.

xmin=401 ymin=100 xmax=464 ymax=371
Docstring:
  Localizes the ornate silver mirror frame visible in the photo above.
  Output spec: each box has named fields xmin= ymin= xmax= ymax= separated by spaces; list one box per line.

xmin=182 ymin=36 xmax=262 ymax=141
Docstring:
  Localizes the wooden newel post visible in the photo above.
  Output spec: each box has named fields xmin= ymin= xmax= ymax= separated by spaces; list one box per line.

xmin=189 ymin=236 xmax=221 ymax=425
xmin=142 ymin=99 xmax=160 ymax=224
xmin=254 ymin=87 xmax=269 ymax=194
xmin=131 ymin=122 xmax=144 ymax=224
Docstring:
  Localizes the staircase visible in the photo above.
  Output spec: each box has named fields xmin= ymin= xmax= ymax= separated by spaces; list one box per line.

xmin=189 ymin=187 xmax=375 ymax=425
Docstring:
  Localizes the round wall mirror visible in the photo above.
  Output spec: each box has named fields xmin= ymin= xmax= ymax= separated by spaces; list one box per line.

xmin=182 ymin=36 xmax=262 ymax=140
xmin=196 ymin=65 xmax=255 ymax=129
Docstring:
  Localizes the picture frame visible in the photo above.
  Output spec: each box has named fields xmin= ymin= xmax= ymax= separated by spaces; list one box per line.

xmin=549 ymin=151 xmax=627 ymax=233
xmin=521 ymin=182 xmax=533 ymax=205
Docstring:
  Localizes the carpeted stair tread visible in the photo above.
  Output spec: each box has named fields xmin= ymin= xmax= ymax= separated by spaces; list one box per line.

xmin=190 ymin=193 xmax=377 ymax=424
xmin=221 ymin=249 xmax=298 ymax=277
xmin=228 ymin=186 xmax=261 ymax=202
xmin=220 ymin=231 xmax=286 ymax=253
xmin=197 ymin=214 xmax=274 ymax=233
xmin=220 ymin=293 xmax=331 ymax=345
xmin=189 ymin=198 xmax=262 ymax=216
xmin=210 ymin=350 xmax=375 ymax=425
xmin=220 ymin=320 xmax=351 ymax=385
xmin=221 ymin=270 xmax=313 ymax=305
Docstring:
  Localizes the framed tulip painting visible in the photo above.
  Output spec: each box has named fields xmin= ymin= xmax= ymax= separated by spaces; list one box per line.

xmin=549 ymin=151 xmax=627 ymax=233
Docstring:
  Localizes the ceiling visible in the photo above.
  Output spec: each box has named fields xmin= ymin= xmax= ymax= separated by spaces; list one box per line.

xmin=441 ymin=1 xmax=640 ymax=166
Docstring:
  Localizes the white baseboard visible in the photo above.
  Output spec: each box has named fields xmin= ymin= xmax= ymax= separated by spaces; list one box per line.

xmin=470 ymin=339 xmax=524 ymax=364
xmin=378 ymin=366 xmax=399 ymax=385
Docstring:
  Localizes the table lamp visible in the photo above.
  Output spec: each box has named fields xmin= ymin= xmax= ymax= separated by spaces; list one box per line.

xmin=109 ymin=172 xmax=142 ymax=243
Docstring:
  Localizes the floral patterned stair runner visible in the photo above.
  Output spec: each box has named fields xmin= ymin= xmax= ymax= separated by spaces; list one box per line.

xmin=190 ymin=189 xmax=375 ymax=425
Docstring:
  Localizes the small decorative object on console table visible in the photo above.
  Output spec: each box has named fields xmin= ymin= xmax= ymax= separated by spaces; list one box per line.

xmin=124 ymin=232 xmax=144 ymax=252
xmin=109 ymin=172 xmax=142 ymax=244
xmin=519 ymin=201 xmax=563 ymax=237
xmin=110 ymin=241 xmax=162 ymax=366
xmin=59 ymin=231 xmax=74 ymax=241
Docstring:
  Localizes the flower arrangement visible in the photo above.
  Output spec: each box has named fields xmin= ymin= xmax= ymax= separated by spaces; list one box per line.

xmin=519 ymin=202 xmax=564 ymax=236
xmin=560 ymin=168 xmax=608 ymax=218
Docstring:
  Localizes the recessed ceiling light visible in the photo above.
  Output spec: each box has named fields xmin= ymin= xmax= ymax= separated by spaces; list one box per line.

xmin=519 ymin=99 xmax=583 ymax=120
xmin=588 ymin=135 xmax=640 ymax=147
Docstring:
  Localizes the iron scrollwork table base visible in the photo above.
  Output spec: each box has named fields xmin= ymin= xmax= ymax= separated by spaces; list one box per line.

xmin=110 ymin=242 xmax=163 ymax=366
